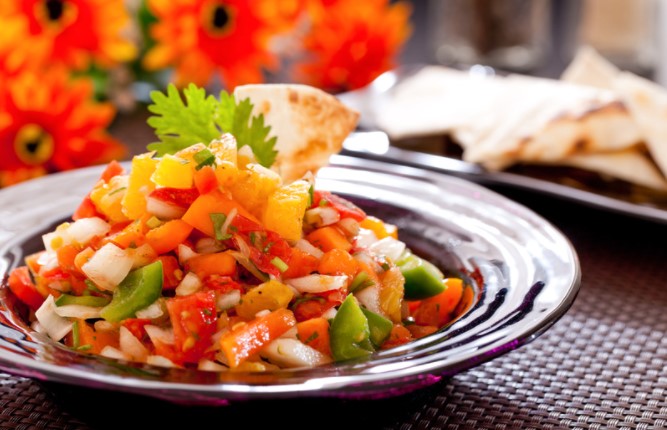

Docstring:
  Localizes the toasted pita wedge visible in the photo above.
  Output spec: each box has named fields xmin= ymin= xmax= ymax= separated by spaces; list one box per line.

xmin=561 ymin=45 xmax=620 ymax=89
xmin=234 ymin=84 xmax=359 ymax=182
xmin=614 ymin=72 xmax=667 ymax=178
xmin=559 ymin=149 xmax=667 ymax=191
xmin=462 ymin=75 xmax=640 ymax=169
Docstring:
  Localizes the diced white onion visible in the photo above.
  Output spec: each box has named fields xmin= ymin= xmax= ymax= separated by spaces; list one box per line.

xmin=81 ymin=243 xmax=134 ymax=291
xmin=285 ymin=274 xmax=348 ymax=294
xmin=42 ymin=224 xmax=71 ymax=253
xmin=354 ymin=228 xmax=379 ymax=249
xmin=294 ymin=239 xmax=324 ymax=259
xmin=280 ymin=326 xmax=298 ymax=339
xmin=31 ymin=320 xmax=45 ymax=334
xmin=146 ymin=195 xmax=186 ymax=220
xmin=100 ymin=346 xmax=130 ymax=361
xmin=337 ymin=218 xmax=360 ymax=237
xmin=195 ymin=237 xmax=225 ymax=254
xmin=35 ymin=296 xmax=72 ymax=342
xmin=175 ymin=272 xmax=202 ymax=296
xmin=94 ymin=320 xmax=116 ymax=332
xmin=354 ymin=283 xmax=382 ymax=315
xmin=219 ymin=207 xmax=237 ymax=238
xmin=145 ymin=325 xmax=175 ymax=345
xmin=353 ymin=250 xmax=382 ymax=273
xmin=53 ymin=304 xmax=102 ymax=320
xmin=146 ymin=355 xmax=177 ymax=368
xmin=37 ymin=251 xmax=59 ymax=274
xmin=255 ymin=309 xmax=271 ymax=318
xmin=135 ymin=300 xmax=164 ymax=319
xmin=67 ymin=217 xmax=111 ymax=245
xmin=177 ymin=244 xmax=198 ymax=264
xmin=368 ymin=237 xmax=406 ymax=262
xmin=216 ymin=290 xmax=241 ymax=311
xmin=305 ymin=207 xmax=340 ymax=228
xmin=321 ymin=307 xmax=337 ymax=320
xmin=119 ymin=326 xmax=149 ymax=361
xmin=261 ymin=338 xmax=332 ymax=368
xmin=198 ymin=359 xmax=228 ymax=372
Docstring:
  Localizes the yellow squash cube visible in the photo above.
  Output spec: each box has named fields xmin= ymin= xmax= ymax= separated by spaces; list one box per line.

xmin=262 ymin=180 xmax=311 ymax=241
xmin=230 ymin=163 xmax=282 ymax=218
xmin=90 ymin=175 xmax=130 ymax=223
xmin=122 ymin=153 xmax=158 ymax=220
xmin=235 ymin=280 xmax=294 ymax=319
xmin=151 ymin=154 xmax=194 ymax=189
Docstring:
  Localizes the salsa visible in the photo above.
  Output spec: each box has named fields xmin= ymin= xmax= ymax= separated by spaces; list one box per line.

xmin=4 ymin=84 xmax=471 ymax=371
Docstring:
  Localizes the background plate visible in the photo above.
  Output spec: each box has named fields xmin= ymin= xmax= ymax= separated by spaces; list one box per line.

xmin=0 ymin=156 xmax=580 ymax=404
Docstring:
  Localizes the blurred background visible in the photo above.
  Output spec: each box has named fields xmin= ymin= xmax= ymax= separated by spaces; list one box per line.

xmin=0 ymin=0 xmax=664 ymax=187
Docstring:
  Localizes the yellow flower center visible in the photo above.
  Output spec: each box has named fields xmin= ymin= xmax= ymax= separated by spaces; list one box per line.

xmin=202 ymin=2 xmax=235 ymax=36
xmin=14 ymin=124 xmax=54 ymax=166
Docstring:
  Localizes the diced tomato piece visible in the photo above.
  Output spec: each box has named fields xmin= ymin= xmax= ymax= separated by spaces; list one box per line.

xmin=292 ymin=296 xmax=335 ymax=322
xmin=282 ymin=247 xmax=319 ymax=279
xmin=237 ymin=230 xmax=292 ymax=278
xmin=311 ymin=191 xmax=366 ymax=221
xmin=194 ymin=166 xmax=218 ymax=195
xmin=121 ymin=318 xmax=153 ymax=343
xmin=157 ymin=255 xmax=183 ymax=290
xmin=166 ymin=290 xmax=218 ymax=364
xmin=202 ymin=275 xmax=242 ymax=293
xmin=7 ymin=266 xmax=44 ymax=310
xmin=73 ymin=195 xmax=102 ymax=220
xmin=99 ymin=160 xmax=125 ymax=183
xmin=149 ymin=187 xmax=200 ymax=208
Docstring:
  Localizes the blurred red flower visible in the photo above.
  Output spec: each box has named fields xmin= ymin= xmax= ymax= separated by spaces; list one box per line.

xmin=144 ymin=0 xmax=299 ymax=89
xmin=0 ymin=69 xmax=126 ymax=187
xmin=298 ymin=0 xmax=411 ymax=92
xmin=0 ymin=0 xmax=136 ymax=73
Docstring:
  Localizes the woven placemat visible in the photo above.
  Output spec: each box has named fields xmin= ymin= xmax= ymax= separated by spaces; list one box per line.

xmin=1 ymin=183 xmax=666 ymax=430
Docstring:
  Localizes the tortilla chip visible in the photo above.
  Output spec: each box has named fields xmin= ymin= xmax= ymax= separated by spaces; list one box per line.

xmin=561 ymin=45 xmax=620 ymax=89
xmin=614 ymin=72 xmax=667 ymax=178
xmin=234 ymin=84 xmax=359 ymax=182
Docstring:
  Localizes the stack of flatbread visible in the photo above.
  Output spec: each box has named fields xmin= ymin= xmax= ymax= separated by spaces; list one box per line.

xmin=376 ymin=48 xmax=667 ymax=191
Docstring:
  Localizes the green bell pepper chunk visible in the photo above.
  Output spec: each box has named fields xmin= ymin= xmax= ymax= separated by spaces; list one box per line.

xmin=55 ymin=294 xmax=110 ymax=308
xmin=397 ymin=251 xmax=446 ymax=300
xmin=361 ymin=307 xmax=393 ymax=348
xmin=100 ymin=260 xmax=163 ymax=322
xmin=330 ymin=294 xmax=375 ymax=361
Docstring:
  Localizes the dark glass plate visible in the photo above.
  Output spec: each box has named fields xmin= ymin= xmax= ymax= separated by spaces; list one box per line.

xmin=0 ymin=154 xmax=580 ymax=404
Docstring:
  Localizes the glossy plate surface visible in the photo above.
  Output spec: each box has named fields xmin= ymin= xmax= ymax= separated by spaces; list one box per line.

xmin=0 ymin=155 xmax=580 ymax=404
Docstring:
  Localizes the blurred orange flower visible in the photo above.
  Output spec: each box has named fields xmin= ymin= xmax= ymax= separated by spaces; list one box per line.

xmin=298 ymin=0 xmax=411 ymax=92
xmin=144 ymin=0 xmax=294 ymax=89
xmin=0 ymin=0 xmax=136 ymax=73
xmin=0 ymin=69 xmax=126 ymax=187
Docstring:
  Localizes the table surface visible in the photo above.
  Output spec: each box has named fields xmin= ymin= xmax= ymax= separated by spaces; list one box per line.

xmin=2 ymin=111 xmax=667 ymax=430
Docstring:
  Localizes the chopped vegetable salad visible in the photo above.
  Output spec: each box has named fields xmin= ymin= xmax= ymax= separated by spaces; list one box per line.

xmin=5 ymin=84 xmax=470 ymax=371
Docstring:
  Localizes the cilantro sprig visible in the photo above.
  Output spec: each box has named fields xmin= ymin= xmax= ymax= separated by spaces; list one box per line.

xmin=147 ymin=84 xmax=278 ymax=168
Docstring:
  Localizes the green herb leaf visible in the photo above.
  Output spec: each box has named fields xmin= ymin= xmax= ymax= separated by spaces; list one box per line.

xmin=193 ymin=148 xmax=216 ymax=170
xmin=146 ymin=84 xmax=277 ymax=168
xmin=210 ymin=213 xmax=232 ymax=241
